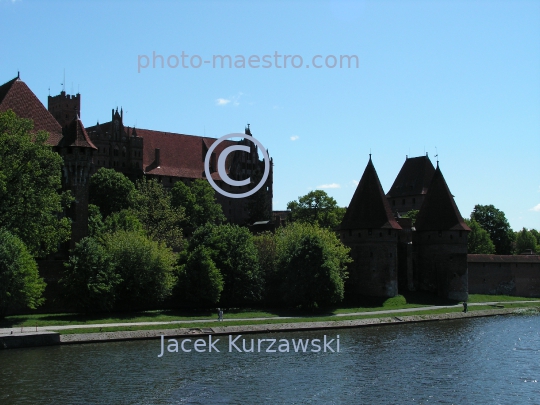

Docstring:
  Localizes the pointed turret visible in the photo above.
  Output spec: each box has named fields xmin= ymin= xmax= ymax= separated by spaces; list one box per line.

xmin=415 ymin=164 xmax=470 ymax=232
xmin=340 ymin=157 xmax=401 ymax=230
xmin=339 ymin=157 xmax=401 ymax=299
xmin=413 ymin=163 xmax=470 ymax=302
xmin=58 ymin=115 xmax=97 ymax=150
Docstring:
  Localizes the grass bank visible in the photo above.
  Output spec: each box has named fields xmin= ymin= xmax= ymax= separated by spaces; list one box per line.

xmin=2 ymin=293 xmax=538 ymax=330
xmin=55 ymin=302 xmax=540 ymax=335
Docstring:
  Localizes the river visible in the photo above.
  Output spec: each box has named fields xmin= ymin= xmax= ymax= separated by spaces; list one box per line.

xmin=1 ymin=314 xmax=539 ymax=404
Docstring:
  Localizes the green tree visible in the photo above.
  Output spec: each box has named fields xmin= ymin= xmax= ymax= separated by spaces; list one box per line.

xmin=275 ymin=222 xmax=351 ymax=308
xmin=130 ymin=178 xmax=185 ymax=251
xmin=59 ymin=237 xmax=120 ymax=313
xmin=186 ymin=224 xmax=263 ymax=306
xmin=89 ymin=168 xmax=135 ymax=217
xmin=104 ymin=230 xmax=177 ymax=309
xmin=530 ymin=229 xmax=540 ymax=248
xmin=172 ymin=179 xmax=225 ymax=229
xmin=178 ymin=246 xmax=223 ymax=306
xmin=287 ymin=190 xmax=346 ymax=229
xmin=464 ymin=219 xmax=496 ymax=254
xmin=515 ymin=227 xmax=538 ymax=254
xmin=253 ymin=231 xmax=278 ymax=302
xmin=0 ymin=228 xmax=46 ymax=318
xmin=402 ymin=209 xmax=419 ymax=226
xmin=471 ymin=204 xmax=514 ymax=254
xmin=0 ymin=110 xmax=71 ymax=256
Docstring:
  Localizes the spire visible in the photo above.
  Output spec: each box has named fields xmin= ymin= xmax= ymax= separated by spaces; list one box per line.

xmin=245 ymin=123 xmax=251 ymax=135
xmin=415 ymin=165 xmax=470 ymax=231
xmin=340 ymin=158 xmax=401 ymax=230
xmin=58 ymin=116 xmax=97 ymax=150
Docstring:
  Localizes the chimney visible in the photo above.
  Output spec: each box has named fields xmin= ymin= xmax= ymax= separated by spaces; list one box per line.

xmin=155 ymin=148 xmax=161 ymax=167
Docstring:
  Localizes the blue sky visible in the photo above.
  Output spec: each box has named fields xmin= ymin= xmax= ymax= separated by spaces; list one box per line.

xmin=1 ymin=0 xmax=539 ymax=230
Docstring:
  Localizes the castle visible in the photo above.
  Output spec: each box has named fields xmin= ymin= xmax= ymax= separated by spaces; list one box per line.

xmin=339 ymin=155 xmax=471 ymax=302
xmin=0 ymin=75 xmax=273 ymax=253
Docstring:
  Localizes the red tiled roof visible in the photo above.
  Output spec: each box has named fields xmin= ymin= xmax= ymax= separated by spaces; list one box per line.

xmin=136 ymin=128 xmax=236 ymax=180
xmin=415 ymin=165 xmax=470 ymax=232
xmin=58 ymin=116 xmax=97 ymax=149
xmin=0 ymin=77 xmax=63 ymax=145
xmin=468 ymin=254 xmax=540 ymax=263
xmin=340 ymin=157 xmax=402 ymax=230
xmin=386 ymin=155 xmax=435 ymax=198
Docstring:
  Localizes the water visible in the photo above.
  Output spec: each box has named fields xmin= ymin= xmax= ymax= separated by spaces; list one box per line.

xmin=1 ymin=315 xmax=539 ymax=404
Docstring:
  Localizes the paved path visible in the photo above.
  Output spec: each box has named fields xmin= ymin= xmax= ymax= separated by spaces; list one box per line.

xmin=1 ymin=301 xmax=537 ymax=336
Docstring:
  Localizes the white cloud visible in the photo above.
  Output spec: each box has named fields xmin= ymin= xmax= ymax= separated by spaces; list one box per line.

xmin=216 ymin=92 xmax=243 ymax=107
xmin=215 ymin=98 xmax=230 ymax=106
xmin=290 ymin=135 xmax=299 ymax=141
xmin=351 ymin=180 xmax=359 ymax=186
xmin=317 ymin=183 xmax=341 ymax=189
xmin=531 ymin=204 xmax=540 ymax=212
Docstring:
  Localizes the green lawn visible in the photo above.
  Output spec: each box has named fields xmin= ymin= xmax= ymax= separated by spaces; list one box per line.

xmin=2 ymin=293 xmax=538 ymax=330
xmin=55 ymin=303 xmax=540 ymax=335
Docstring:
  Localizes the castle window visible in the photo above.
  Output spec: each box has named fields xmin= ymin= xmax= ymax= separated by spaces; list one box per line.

xmin=402 ymin=199 xmax=405 ymax=205
xmin=438 ymin=231 xmax=442 ymax=237
xmin=379 ymin=232 xmax=382 ymax=237
xmin=169 ymin=177 xmax=173 ymax=183
xmin=122 ymin=147 xmax=126 ymax=157
xmin=392 ymin=200 xmax=395 ymax=206
xmin=459 ymin=231 xmax=463 ymax=237
xmin=67 ymin=147 xmax=72 ymax=154
xmin=370 ymin=251 xmax=373 ymax=258
xmin=388 ymin=229 xmax=391 ymax=235
xmin=348 ymin=230 xmax=352 ymax=236
xmin=412 ymin=198 xmax=416 ymax=204
xmin=114 ymin=148 xmax=119 ymax=157
xmin=368 ymin=229 xmax=372 ymax=236
xmin=358 ymin=232 xmax=361 ymax=237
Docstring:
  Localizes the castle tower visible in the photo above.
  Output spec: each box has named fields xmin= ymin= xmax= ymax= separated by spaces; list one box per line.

xmin=339 ymin=157 xmax=402 ymax=299
xmin=48 ymin=91 xmax=81 ymax=128
xmin=414 ymin=163 xmax=470 ymax=301
xmin=386 ymin=154 xmax=435 ymax=216
xmin=56 ymin=116 xmax=97 ymax=249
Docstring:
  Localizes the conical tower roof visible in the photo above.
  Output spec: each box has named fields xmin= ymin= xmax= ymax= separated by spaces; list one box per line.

xmin=340 ymin=157 xmax=401 ymax=230
xmin=415 ymin=164 xmax=470 ymax=231
xmin=58 ymin=115 xmax=97 ymax=149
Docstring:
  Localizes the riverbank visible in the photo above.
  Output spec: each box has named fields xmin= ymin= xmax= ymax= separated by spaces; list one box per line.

xmin=2 ymin=305 xmax=539 ymax=349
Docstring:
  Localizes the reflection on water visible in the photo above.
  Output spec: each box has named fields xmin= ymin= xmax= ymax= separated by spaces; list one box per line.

xmin=1 ymin=315 xmax=539 ymax=404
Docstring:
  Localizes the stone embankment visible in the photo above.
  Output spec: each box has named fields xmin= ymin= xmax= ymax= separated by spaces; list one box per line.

xmin=3 ymin=307 xmax=536 ymax=349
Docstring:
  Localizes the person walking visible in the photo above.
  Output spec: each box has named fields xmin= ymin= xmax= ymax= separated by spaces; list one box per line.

xmin=218 ymin=308 xmax=224 ymax=321
xmin=462 ymin=301 xmax=468 ymax=313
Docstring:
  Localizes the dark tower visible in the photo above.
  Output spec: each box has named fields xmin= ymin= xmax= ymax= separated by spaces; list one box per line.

xmin=48 ymin=91 xmax=81 ymax=128
xmin=414 ymin=163 xmax=471 ymax=301
xmin=56 ymin=116 xmax=97 ymax=249
xmin=339 ymin=156 xmax=402 ymax=299
xmin=386 ymin=154 xmax=435 ymax=216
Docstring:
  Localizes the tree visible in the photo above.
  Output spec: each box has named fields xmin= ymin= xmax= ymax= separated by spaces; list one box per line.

xmin=186 ymin=224 xmax=263 ymax=306
xmin=0 ymin=110 xmax=71 ymax=256
xmin=402 ymin=209 xmax=419 ymax=226
xmin=59 ymin=237 xmax=120 ymax=313
xmin=515 ymin=228 xmax=538 ymax=254
xmin=89 ymin=168 xmax=135 ymax=217
xmin=275 ymin=222 xmax=351 ymax=308
xmin=464 ymin=219 xmax=496 ymax=254
xmin=171 ymin=179 xmax=225 ymax=229
xmin=471 ymin=204 xmax=514 ymax=254
xmin=287 ymin=190 xmax=346 ymax=229
xmin=530 ymin=229 xmax=540 ymax=248
xmin=103 ymin=230 xmax=177 ymax=309
xmin=178 ymin=246 xmax=223 ymax=306
xmin=130 ymin=178 xmax=186 ymax=251
xmin=253 ymin=231 xmax=279 ymax=303
xmin=0 ymin=228 xmax=46 ymax=318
